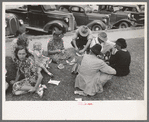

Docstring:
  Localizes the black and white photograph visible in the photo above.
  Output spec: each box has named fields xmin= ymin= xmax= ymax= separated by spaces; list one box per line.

xmin=3 ymin=2 xmax=147 ymax=120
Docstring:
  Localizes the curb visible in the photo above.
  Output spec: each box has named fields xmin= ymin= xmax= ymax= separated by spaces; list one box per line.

xmin=5 ymin=26 xmax=144 ymax=42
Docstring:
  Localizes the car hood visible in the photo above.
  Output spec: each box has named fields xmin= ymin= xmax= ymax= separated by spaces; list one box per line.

xmin=87 ymin=12 xmax=109 ymax=18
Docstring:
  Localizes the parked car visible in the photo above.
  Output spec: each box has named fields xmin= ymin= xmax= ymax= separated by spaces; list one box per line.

xmin=58 ymin=5 xmax=110 ymax=31
xmin=96 ymin=4 xmax=144 ymax=28
xmin=6 ymin=5 xmax=76 ymax=34
xmin=5 ymin=13 xmax=23 ymax=37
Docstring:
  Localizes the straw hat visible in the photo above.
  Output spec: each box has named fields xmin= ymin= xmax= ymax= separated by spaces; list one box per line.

xmin=78 ymin=25 xmax=90 ymax=37
xmin=98 ymin=32 xmax=108 ymax=42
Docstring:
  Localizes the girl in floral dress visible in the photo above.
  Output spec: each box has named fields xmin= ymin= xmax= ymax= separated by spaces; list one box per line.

xmin=47 ymin=30 xmax=70 ymax=64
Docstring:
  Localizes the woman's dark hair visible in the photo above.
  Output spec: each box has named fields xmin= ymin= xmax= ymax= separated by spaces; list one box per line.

xmin=116 ymin=38 xmax=127 ymax=49
xmin=14 ymin=46 xmax=32 ymax=60
xmin=15 ymin=30 xmax=22 ymax=37
xmin=17 ymin=34 xmax=28 ymax=47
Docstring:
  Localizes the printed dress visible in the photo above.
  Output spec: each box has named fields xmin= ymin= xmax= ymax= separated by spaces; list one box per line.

xmin=32 ymin=50 xmax=51 ymax=67
xmin=75 ymin=54 xmax=116 ymax=96
xmin=47 ymin=38 xmax=70 ymax=63
xmin=12 ymin=56 xmax=38 ymax=94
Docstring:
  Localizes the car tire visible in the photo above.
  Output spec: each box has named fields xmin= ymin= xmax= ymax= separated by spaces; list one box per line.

xmin=92 ymin=24 xmax=103 ymax=31
xmin=119 ymin=22 xmax=129 ymax=28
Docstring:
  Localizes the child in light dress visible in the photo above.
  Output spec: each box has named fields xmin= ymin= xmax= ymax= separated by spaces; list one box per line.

xmin=32 ymin=42 xmax=53 ymax=77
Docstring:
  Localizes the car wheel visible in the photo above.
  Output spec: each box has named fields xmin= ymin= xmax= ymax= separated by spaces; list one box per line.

xmin=92 ymin=24 xmax=102 ymax=31
xmin=119 ymin=22 xmax=129 ymax=28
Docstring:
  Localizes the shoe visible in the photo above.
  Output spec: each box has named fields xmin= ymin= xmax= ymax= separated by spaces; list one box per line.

xmin=36 ymin=84 xmax=44 ymax=98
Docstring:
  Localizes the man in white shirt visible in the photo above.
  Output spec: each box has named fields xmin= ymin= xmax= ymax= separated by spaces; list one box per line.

xmin=90 ymin=32 xmax=115 ymax=62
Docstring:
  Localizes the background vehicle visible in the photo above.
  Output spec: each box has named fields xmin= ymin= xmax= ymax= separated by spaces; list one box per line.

xmin=5 ymin=13 xmax=22 ymax=37
xmin=6 ymin=5 xmax=76 ymax=34
xmin=96 ymin=4 xmax=144 ymax=28
xmin=58 ymin=5 xmax=109 ymax=31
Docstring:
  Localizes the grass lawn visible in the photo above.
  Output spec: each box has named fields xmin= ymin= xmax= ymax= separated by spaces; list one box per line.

xmin=5 ymin=37 xmax=144 ymax=101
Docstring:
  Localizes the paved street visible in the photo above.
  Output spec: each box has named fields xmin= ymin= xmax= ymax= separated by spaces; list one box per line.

xmin=5 ymin=28 xmax=144 ymax=57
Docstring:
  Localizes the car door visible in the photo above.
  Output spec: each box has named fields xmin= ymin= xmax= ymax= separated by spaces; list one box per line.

xmin=70 ymin=6 xmax=88 ymax=26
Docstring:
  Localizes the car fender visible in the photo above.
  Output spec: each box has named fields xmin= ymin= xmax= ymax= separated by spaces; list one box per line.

xmin=87 ymin=20 xmax=107 ymax=30
xmin=113 ymin=19 xmax=133 ymax=27
xmin=43 ymin=20 xmax=68 ymax=32
xmin=5 ymin=13 xmax=20 ymax=37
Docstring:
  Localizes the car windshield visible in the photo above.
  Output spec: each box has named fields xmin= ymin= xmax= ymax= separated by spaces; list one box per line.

xmin=43 ymin=5 xmax=56 ymax=11
xmin=113 ymin=6 xmax=121 ymax=12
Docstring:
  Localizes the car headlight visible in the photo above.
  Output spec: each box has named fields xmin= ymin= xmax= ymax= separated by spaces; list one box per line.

xmin=19 ymin=19 xmax=24 ymax=25
xmin=131 ymin=15 xmax=134 ymax=18
xmin=103 ymin=18 xmax=107 ymax=24
xmin=5 ymin=21 xmax=7 ymax=28
xmin=128 ymin=13 xmax=131 ymax=19
xmin=64 ymin=18 xmax=69 ymax=23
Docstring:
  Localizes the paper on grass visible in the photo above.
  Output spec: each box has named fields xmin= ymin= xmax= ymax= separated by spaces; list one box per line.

xmin=48 ymin=79 xmax=60 ymax=85
xmin=75 ymin=98 xmax=82 ymax=101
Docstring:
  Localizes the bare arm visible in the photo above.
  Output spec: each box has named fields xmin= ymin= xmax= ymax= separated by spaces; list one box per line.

xmin=48 ymin=49 xmax=62 ymax=55
xmin=79 ymin=38 xmax=92 ymax=53
xmin=83 ymin=38 xmax=92 ymax=51
xmin=34 ymin=72 xmax=43 ymax=91
xmin=72 ymin=38 xmax=78 ymax=50
xmin=15 ymin=68 xmax=20 ymax=82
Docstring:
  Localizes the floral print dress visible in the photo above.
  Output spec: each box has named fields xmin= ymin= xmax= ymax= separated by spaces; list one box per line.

xmin=12 ymin=56 xmax=38 ymax=94
xmin=47 ymin=38 xmax=70 ymax=63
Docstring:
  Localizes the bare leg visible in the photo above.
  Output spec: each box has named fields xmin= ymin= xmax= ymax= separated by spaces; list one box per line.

xmin=39 ymin=64 xmax=53 ymax=77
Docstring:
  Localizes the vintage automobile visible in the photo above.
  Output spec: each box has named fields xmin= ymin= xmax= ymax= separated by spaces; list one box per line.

xmin=6 ymin=5 xmax=76 ymax=34
xmin=5 ymin=13 xmax=24 ymax=37
xmin=96 ymin=4 xmax=144 ymax=28
xmin=58 ymin=5 xmax=110 ymax=31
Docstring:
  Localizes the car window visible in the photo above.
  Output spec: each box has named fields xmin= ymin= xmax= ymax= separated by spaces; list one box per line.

xmin=29 ymin=5 xmax=42 ymax=12
xmin=59 ymin=6 xmax=69 ymax=12
xmin=100 ymin=5 xmax=107 ymax=10
xmin=113 ymin=6 xmax=121 ymax=12
xmin=71 ymin=7 xmax=79 ymax=12
xmin=43 ymin=5 xmax=56 ymax=11
xmin=80 ymin=7 xmax=85 ymax=13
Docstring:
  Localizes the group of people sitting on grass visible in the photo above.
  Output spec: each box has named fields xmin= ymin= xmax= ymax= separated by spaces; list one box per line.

xmin=5 ymin=25 xmax=131 ymax=97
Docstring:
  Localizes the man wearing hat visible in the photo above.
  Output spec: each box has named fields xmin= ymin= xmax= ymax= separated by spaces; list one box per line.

xmin=90 ymin=32 xmax=115 ymax=62
xmin=74 ymin=44 xmax=116 ymax=96
xmin=90 ymin=32 xmax=115 ymax=54
xmin=71 ymin=25 xmax=93 ymax=54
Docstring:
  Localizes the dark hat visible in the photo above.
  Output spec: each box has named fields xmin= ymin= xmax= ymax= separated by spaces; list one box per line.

xmin=78 ymin=25 xmax=90 ymax=37
xmin=91 ymin=44 xmax=102 ymax=55
xmin=116 ymin=38 xmax=127 ymax=49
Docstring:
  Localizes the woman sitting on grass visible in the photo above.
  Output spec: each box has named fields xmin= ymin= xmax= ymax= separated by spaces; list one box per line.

xmin=74 ymin=44 xmax=116 ymax=96
xmin=10 ymin=46 xmax=44 ymax=96
xmin=47 ymin=29 xmax=70 ymax=65
xmin=109 ymin=38 xmax=131 ymax=76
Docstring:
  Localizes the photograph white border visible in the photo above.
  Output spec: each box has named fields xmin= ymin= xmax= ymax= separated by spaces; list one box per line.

xmin=2 ymin=2 xmax=147 ymax=120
